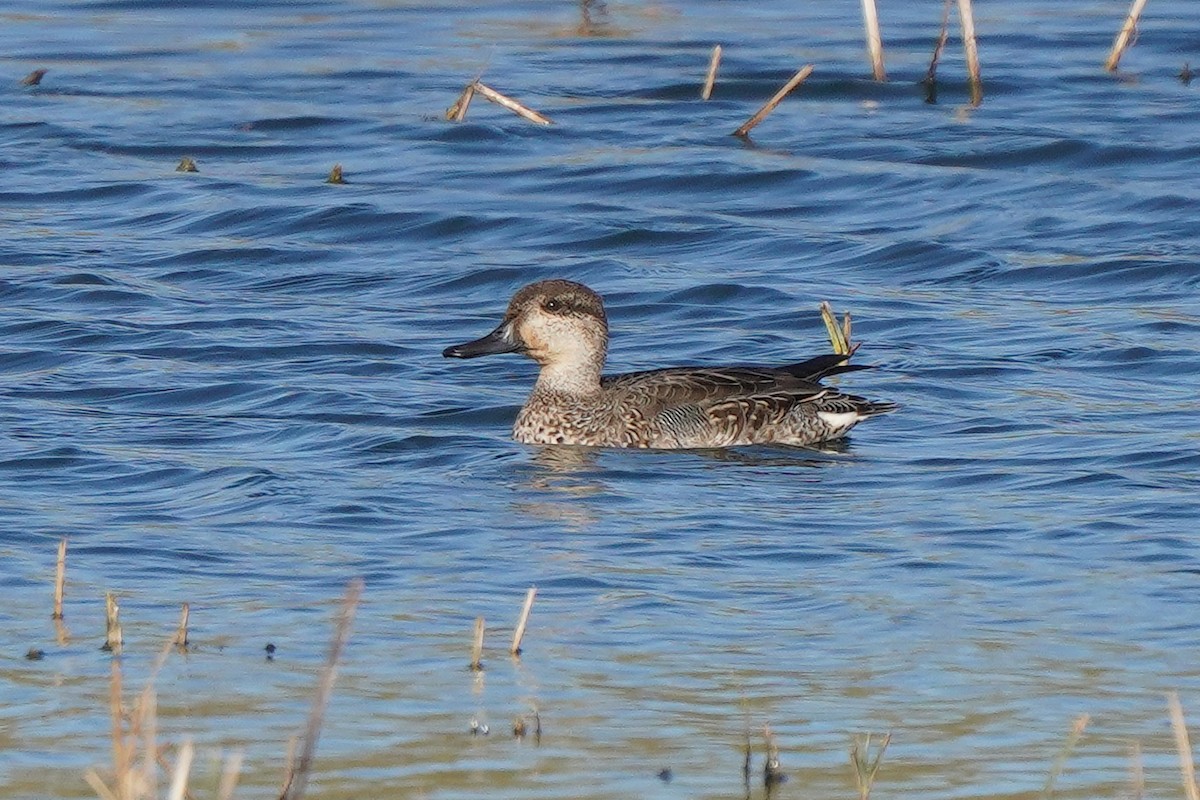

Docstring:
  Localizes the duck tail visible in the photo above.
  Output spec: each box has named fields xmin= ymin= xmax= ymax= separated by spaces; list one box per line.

xmin=782 ymin=353 xmax=872 ymax=382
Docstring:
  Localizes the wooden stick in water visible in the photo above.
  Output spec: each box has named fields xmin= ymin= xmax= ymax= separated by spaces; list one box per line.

xmin=860 ymin=0 xmax=887 ymax=81
xmin=956 ymin=0 xmax=983 ymax=105
xmin=510 ymin=587 xmax=538 ymax=656
xmin=470 ymin=616 xmax=485 ymax=670
xmin=1168 ymin=693 xmax=1200 ymax=800
xmin=279 ymin=578 xmax=363 ymax=800
xmin=701 ymin=45 xmax=722 ymax=100
xmin=104 ymin=592 xmax=122 ymax=653
xmin=1105 ymin=0 xmax=1150 ymax=72
xmin=732 ymin=64 xmax=814 ymax=138
xmin=174 ymin=602 xmax=190 ymax=649
xmin=473 ymin=82 xmax=553 ymax=125
xmin=446 ymin=82 xmax=476 ymax=122
xmin=53 ymin=537 xmax=66 ymax=619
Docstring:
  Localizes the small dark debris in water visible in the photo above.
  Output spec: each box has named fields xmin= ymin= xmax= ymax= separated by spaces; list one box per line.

xmin=21 ymin=69 xmax=47 ymax=86
xmin=326 ymin=163 xmax=346 ymax=184
xmin=512 ymin=717 xmax=526 ymax=738
xmin=264 ymin=642 xmax=276 ymax=661
xmin=513 ymin=710 xmax=541 ymax=742
xmin=469 ymin=717 xmax=489 ymax=736
xmin=1181 ymin=63 xmax=1194 ymax=85
xmin=921 ymin=75 xmax=937 ymax=104
xmin=657 ymin=768 xmax=672 ymax=783
xmin=25 ymin=648 xmax=45 ymax=660
xmin=176 ymin=157 xmax=198 ymax=173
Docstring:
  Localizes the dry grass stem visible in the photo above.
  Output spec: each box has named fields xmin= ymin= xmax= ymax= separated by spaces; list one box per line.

xmin=53 ymin=537 xmax=67 ymax=619
xmin=860 ymin=0 xmax=886 ymax=80
xmin=473 ymin=82 xmax=553 ymax=125
xmin=1043 ymin=713 xmax=1089 ymax=798
xmin=1105 ymin=0 xmax=1150 ymax=71
xmin=278 ymin=577 xmax=364 ymax=800
xmin=446 ymin=82 xmax=476 ymax=122
xmin=851 ymin=732 xmax=892 ymax=800
xmin=511 ymin=587 xmax=538 ymax=656
xmin=470 ymin=616 xmax=485 ymax=671
xmin=1168 ymin=693 xmax=1200 ymax=800
xmin=956 ymin=0 xmax=983 ymax=105
xmin=701 ymin=45 xmax=722 ymax=100
xmin=174 ymin=603 xmax=190 ymax=649
xmin=732 ymin=64 xmax=814 ymax=137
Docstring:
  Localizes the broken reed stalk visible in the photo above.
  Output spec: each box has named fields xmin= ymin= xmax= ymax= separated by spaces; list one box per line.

xmin=511 ymin=587 xmax=538 ymax=656
xmin=1105 ymin=0 xmax=1150 ymax=72
xmin=923 ymin=0 xmax=954 ymax=103
xmin=860 ymin=0 xmax=887 ymax=81
xmin=174 ymin=602 xmax=190 ymax=649
xmin=473 ymin=82 xmax=553 ymax=125
xmin=956 ymin=0 xmax=983 ymax=105
xmin=279 ymin=577 xmax=364 ymax=800
xmin=446 ymin=82 xmax=476 ymax=122
xmin=104 ymin=592 xmax=122 ymax=653
xmin=818 ymin=301 xmax=857 ymax=357
xmin=732 ymin=64 xmax=814 ymax=138
xmin=851 ymin=733 xmax=892 ymax=800
xmin=53 ymin=537 xmax=66 ymax=619
xmin=762 ymin=724 xmax=783 ymax=786
xmin=701 ymin=45 xmax=722 ymax=100
xmin=166 ymin=740 xmax=194 ymax=800
xmin=219 ymin=751 xmax=245 ymax=800
xmin=1043 ymin=713 xmax=1090 ymax=797
xmin=1168 ymin=693 xmax=1200 ymax=800
xmin=470 ymin=616 xmax=485 ymax=670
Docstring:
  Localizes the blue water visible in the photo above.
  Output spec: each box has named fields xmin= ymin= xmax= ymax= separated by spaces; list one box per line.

xmin=2 ymin=1 xmax=1199 ymax=798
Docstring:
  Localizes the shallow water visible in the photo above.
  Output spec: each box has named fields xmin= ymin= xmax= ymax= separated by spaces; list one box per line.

xmin=2 ymin=1 xmax=1199 ymax=798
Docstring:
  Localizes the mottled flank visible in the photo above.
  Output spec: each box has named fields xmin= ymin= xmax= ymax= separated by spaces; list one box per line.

xmin=443 ymin=280 xmax=896 ymax=448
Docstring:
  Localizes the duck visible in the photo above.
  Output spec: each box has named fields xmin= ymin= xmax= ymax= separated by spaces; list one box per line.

xmin=442 ymin=279 xmax=896 ymax=448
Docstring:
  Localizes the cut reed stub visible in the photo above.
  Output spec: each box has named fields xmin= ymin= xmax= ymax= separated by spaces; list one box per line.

xmin=473 ymin=82 xmax=553 ymax=126
xmin=701 ymin=45 xmax=722 ymax=100
xmin=21 ymin=68 xmax=47 ymax=86
xmin=510 ymin=586 xmax=537 ymax=656
xmin=922 ymin=0 xmax=953 ymax=104
xmin=52 ymin=537 xmax=66 ymax=620
xmin=957 ymin=0 xmax=983 ymax=105
xmin=860 ymin=0 xmax=887 ymax=81
xmin=732 ymin=64 xmax=814 ymax=138
xmin=174 ymin=602 xmax=190 ymax=649
xmin=1181 ymin=63 xmax=1194 ymax=85
xmin=326 ymin=163 xmax=346 ymax=184
xmin=446 ymin=82 xmax=476 ymax=122
xmin=470 ymin=616 xmax=485 ymax=671
xmin=1105 ymin=0 xmax=1150 ymax=72
xmin=176 ymin=156 xmax=198 ymax=173
xmin=103 ymin=591 xmax=122 ymax=653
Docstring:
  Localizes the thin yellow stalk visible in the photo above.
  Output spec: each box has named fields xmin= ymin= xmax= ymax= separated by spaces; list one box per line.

xmin=473 ymin=82 xmax=553 ymax=125
xmin=861 ymin=0 xmax=886 ymax=80
xmin=732 ymin=64 xmax=814 ymax=137
xmin=701 ymin=45 xmax=722 ymax=100
xmin=511 ymin=587 xmax=538 ymax=656
xmin=1105 ymin=0 xmax=1150 ymax=71
xmin=956 ymin=0 xmax=983 ymax=105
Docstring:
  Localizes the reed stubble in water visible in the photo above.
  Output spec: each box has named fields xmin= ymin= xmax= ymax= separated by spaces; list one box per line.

xmin=732 ymin=64 xmax=814 ymax=137
xmin=860 ymin=0 xmax=886 ymax=80
xmin=701 ymin=45 xmax=722 ymax=100
xmin=851 ymin=732 xmax=891 ymax=800
xmin=957 ymin=0 xmax=983 ymax=105
xmin=103 ymin=592 xmax=122 ymax=653
xmin=922 ymin=0 xmax=954 ymax=103
xmin=469 ymin=616 xmax=485 ymax=671
xmin=1106 ymin=0 xmax=1151 ymax=72
xmin=53 ymin=537 xmax=66 ymax=620
xmin=510 ymin=587 xmax=537 ymax=656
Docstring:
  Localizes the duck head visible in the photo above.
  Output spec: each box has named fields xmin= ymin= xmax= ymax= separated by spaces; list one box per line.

xmin=443 ymin=280 xmax=609 ymax=386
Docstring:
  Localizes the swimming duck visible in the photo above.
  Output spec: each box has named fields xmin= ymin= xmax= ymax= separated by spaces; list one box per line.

xmin=443 ymin=280 xmax=896 ymax=448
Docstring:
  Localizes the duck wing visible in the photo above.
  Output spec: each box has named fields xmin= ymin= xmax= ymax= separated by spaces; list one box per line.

xmin=601 ymin=364 xmax=830 ymax=406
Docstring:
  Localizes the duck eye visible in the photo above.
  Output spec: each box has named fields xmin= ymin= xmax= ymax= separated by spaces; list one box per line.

xmin=544 ymin=299 xmax=562 ymax=312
